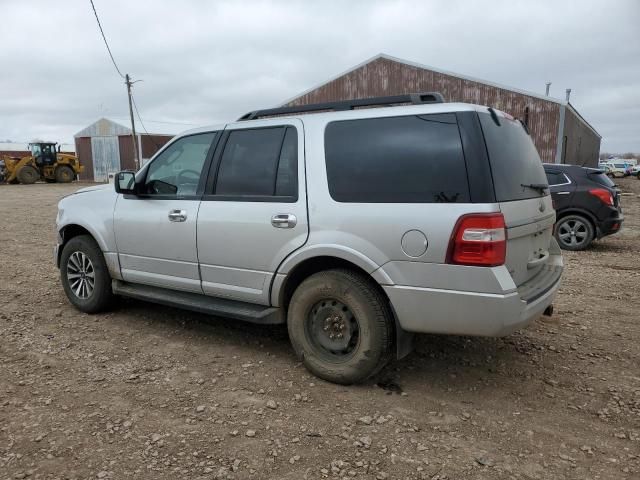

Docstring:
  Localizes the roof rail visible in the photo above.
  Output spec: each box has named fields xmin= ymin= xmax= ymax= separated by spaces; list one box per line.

xmin=237 ymin=92 xmax=445 ymax=121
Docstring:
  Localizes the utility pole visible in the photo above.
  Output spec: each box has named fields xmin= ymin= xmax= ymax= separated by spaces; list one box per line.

xmin=125 ymin=74 xmax=140 ymax=169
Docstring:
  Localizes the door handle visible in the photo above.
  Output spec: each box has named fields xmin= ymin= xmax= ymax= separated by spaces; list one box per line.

xmin=527 ymin=251 xmax=549 ymax=269
xmin=271 ymin=213 xmax=297 ymax=228
xmin=168 ymin=209 xmax=187 ymax=222
xmin=556 ymin=191 xmax=571 ymax=195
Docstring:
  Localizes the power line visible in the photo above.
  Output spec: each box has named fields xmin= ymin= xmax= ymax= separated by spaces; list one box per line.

xmin=107 ymin=114 xmax=198 ymax=126
xmin=131 ymin=94 xmax=162 ymax=149
xmin=89 ymin=0 xmax=124 ymax=78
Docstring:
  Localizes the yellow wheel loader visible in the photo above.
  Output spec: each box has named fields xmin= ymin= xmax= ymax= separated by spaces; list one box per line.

xmin=0 ymin=142 xmax=83 ymax=184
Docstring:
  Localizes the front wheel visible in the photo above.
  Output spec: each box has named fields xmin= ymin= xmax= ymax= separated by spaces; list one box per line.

xmin=55 ymin=165 xmax=75 ymax=183
xmin=287 ymin=269 xmax=393 ymax=385
xmin=16 ymin=165 xmax=39 ymax=184
xmin=60 ymin=235 xmax=113 ymax=313
xmin=554 ymin=215 xmax=594 ymax=251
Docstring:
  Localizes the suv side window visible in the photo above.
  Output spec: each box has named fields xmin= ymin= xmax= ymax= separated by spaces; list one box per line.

xmin=545 ymin=171 xmax=566 ymax=186
xmin=214 ymin=126 xmax=298 ymax=200
xmin=324 ymin=114 xmax=470 ymax=203
xmin=144 ymin=132 xmax=216 ymax=196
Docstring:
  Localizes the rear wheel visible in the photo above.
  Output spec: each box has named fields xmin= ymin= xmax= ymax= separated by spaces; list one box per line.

xmin=55 ymin=165 xmax=75 ymax=183
xmin=287 ymin=269 xmax=393 ymax=385
xmin=555 ymin=214 xmax=594 ymax=251
xmin=60 ymin=235 xmax=113 ymax=313
xmin=16 ymin=165 xmax=39 ymax=184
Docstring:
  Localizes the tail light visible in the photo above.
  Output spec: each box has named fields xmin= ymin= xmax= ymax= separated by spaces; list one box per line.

xmin=447 ymin=213 xmax=506 ymax=267
xmin=588 ymin=188 xmax=614 ymax=206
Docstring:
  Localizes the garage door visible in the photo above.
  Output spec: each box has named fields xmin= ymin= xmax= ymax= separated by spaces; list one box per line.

xmin=91 ymin=136 xmax=120 ymax=182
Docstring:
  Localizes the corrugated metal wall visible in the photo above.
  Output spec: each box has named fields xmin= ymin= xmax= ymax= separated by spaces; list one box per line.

xmin=90 ymin=137 xmax=120 ymax=182
xmin=288 ymin=57 xmax=561 ymax=162
xmin=562 ymin=108 xmax=601 ymax=167
xmin=75 ymin=137 xmax=93 ymax=181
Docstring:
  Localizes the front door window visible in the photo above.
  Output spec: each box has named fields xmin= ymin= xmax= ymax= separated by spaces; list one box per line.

xmin=144 ymin=133 xmax=216 ymax=196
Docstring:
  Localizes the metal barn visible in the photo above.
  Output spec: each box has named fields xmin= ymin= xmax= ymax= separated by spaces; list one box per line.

xmin=73 ymin=118 xmax=174 ymax=182
xmin=283 ymin=54 xmax=601 ymax=167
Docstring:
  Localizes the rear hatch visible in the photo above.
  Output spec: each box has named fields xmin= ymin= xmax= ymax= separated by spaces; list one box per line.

xmin=479 ymin=110 xmax=555 ymax=286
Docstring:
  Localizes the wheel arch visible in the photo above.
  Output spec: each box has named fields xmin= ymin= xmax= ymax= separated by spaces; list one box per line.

xmin=57 ymin=223 xmax=106 ymax=267
xmin=555 ymin=208 xmax=598 ymax=233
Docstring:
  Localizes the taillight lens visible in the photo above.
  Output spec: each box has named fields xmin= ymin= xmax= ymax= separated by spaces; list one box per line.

xmin=588 ymin=188 xmax=614 ymax=206
xmin=447 ymin=213 xmax=506 ymax=267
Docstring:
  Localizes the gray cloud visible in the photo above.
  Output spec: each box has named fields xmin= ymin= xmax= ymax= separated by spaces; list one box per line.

xmin=1 ymin=0 xmax=638 ymax=152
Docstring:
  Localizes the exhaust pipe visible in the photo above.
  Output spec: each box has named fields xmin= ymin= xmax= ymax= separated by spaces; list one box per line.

xmin=543 ymin=305 xmax=554 ymax=317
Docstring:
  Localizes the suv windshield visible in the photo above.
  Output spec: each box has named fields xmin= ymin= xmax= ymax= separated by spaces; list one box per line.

xmin=478 ymin=111 xmax=548 ymax=201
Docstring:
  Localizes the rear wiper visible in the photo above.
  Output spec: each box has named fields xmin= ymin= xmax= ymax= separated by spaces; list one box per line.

xmin=521 ymin=183 xmax=549 ymax=193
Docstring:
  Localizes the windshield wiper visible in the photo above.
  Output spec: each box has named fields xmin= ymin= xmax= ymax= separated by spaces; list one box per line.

xmin=521 ymin=183 xmax=549 ymax=193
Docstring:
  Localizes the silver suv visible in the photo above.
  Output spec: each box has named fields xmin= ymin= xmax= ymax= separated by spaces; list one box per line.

xmin=55 ymin=93 xmax=563 ymax=384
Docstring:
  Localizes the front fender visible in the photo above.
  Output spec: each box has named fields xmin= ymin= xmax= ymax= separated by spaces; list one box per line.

xmin=56 ymin=187 xmax=118 ymax=259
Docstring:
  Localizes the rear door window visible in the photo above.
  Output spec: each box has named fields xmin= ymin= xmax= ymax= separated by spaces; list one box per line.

xmin=214 ymin=126 xmax=298 ymax=200
xmin=479 ymin=111 xmax=548 ymax=201
xmin=324 ymin=114 xmax=469 ymax=203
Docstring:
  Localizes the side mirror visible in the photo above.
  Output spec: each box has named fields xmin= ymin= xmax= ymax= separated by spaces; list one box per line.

xmin=115 ymin=171 xmax=137 ymax=194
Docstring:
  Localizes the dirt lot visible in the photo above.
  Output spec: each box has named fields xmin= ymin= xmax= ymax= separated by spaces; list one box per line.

xmin=1 ymin=179 xmax=639 ymax=480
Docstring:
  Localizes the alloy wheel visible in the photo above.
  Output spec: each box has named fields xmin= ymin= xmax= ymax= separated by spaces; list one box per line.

xmin=557 ymin=218 xmax=589 ymax=248
xmin=66 ymin=251 xmax=95 ymax=299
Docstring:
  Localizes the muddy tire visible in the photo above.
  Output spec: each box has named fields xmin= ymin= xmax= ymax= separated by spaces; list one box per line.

xmin=60 ymin=235 xmax=113 ymax=313
xmin=16 ymin=165 xmax=40 ymax=184
xmin=287 ymin=269 xmax=394 ymax=385
xmin=55 ymin=165 xmax=75 ymax=183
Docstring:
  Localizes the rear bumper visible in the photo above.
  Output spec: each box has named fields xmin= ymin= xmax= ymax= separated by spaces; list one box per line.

xmin=381 ymin=248 xmax=563 ymax=337
xmin=597 ymin=210 xmax=624 ymax=238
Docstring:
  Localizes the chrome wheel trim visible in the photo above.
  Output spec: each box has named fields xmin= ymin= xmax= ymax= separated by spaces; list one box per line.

xmin=66 ymin=251 xmax=95 ymax=299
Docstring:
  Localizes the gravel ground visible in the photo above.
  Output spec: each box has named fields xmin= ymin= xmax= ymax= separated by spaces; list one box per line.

xmin=1 ymin=178 xmax=639 ymax=480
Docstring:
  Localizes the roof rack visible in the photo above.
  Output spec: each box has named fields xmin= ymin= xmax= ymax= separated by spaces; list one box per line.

xmin=237 ymin=92 xmax=445 ymax=121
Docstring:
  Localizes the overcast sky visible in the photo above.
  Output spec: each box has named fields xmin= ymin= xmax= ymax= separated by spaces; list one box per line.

xmin=1 ymin=0 xmax=638 ymax=152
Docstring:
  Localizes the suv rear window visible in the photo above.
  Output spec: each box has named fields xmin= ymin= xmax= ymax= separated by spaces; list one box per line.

xmin=324 ymin=114 xmax=469 ymax=203
xmin=478 ymin=112 xmax=548 ymax=201
xmin=587 ymin=170 xmax=616 ymax=188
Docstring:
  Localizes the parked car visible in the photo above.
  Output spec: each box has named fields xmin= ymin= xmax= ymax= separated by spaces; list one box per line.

xmin=601 ymin=161 xmax=632 ymax=178
xmin=55 ymin=94 xmax=563 ymax=384
xmin=543 ymin=164 xmax=623 ymax=250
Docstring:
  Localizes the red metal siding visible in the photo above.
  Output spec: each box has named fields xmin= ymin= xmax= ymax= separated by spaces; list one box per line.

xmin=117 ymin=135 xmax=173 ymax=170
xmin=288 ymin=57 xmax=561 ymax=162
xmin=118 ymin=136 xmax=137 ymax=171
xmin=75 ymin=137 xmax=94 ymax=181
xmin=141 ymin=135 xmax=173 ymax=159
xmin=0 ymin=150 xmax=74 ymax=158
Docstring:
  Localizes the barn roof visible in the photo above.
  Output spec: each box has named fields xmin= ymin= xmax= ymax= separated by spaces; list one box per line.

xmin=74 ymin=118 xmax=131 ymax=138
xmin=74 ymin=118 xmax=177 ymax=138
xmin=280 ymin=53 xmax=600 ymax=137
